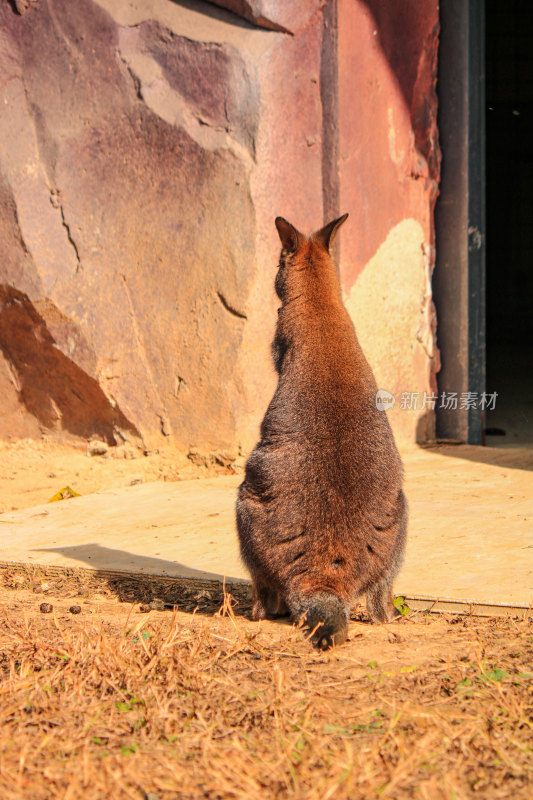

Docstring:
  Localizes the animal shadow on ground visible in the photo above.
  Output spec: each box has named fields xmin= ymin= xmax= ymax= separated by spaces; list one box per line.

xmin=31 ymin=543 xmax=371 ymax=624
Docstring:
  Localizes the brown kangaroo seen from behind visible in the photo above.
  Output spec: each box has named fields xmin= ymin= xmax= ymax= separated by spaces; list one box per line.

xmin=236 ymin=215 xmax=407 ymax=649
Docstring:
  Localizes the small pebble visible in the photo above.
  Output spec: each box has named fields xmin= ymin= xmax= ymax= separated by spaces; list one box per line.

xmin=69 ymin=605 xmax=82 ymax=614
xmin=39 ymin=603 xmax=53 ymax=614
xmin=150 ymin=598 xmax=165 ymax=611
xmin=139 ymin=604 xmax=151 ymax=613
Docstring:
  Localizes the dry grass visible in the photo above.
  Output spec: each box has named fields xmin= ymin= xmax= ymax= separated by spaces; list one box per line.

xmin=0 ymin=584 xmax=532 ymax=800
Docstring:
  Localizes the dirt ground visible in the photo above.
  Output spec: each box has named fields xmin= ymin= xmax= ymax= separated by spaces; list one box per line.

xmin=0 ymin=439 xmax=239 ymax=514
xmin=1 ymin=440 xmax=532 ymax=798
xmin=0 ymin=570 xmax=532 ymax=800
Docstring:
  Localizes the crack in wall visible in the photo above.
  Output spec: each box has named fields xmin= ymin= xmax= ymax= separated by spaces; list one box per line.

xmin=59 ymin=203 xmax=82 ymax=272
xmin=10 ymin=74 xmax=80 ymax=286
xmin=216 ymin=291 xmax=247 ymax=319
xmin=172 ymin=375 xmax=186 ymax=399
xmin=118 ymin=55 xmax=143 ymax=100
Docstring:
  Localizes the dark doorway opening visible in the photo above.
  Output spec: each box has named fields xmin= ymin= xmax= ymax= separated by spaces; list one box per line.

xmin=485 ymin=1 xmax=533 ymax=447
xmin=434 ymin=0 xmax=532 ymax=447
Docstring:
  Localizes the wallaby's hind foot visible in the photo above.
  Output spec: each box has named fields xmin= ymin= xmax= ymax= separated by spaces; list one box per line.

xmin=366 ymin=518 xmax=407 ymax=623
xmin=251 ymin=581 xmax=288 ymax=620
xmin=366 ymin=579 xmax=400 ymax=623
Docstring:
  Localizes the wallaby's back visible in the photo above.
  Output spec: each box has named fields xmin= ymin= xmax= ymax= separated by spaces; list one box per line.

xmin=236 ymin=215 xmax=407 ymax=648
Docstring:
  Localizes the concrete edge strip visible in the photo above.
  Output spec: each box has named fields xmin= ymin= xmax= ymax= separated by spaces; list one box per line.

xmin=1 ymin=561 xmax=531 ymax=619
xmin=403 ymin=594 xmax=532 ymax=619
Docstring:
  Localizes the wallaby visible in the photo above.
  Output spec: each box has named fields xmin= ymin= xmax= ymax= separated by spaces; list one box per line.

xmin=236 ymin=215 xmax=407 ymax=649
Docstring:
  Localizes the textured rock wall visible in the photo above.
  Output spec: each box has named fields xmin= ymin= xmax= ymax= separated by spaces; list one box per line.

xmin=0 ymin=0 xmax=439 ymax=452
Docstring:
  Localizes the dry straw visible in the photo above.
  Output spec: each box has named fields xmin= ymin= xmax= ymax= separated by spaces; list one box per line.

xmin=0 ymin=584 xmax=532 ymax=799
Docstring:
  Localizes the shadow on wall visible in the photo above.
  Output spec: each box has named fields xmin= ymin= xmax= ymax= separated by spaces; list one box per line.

xmin=360 ymin=0 xmax=439 ymax=175
xmin=0 ymin=285 xmax=141 ymax=445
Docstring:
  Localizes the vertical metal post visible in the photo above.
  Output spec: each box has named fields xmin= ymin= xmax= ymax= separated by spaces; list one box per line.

xmin=434 ymin=0 xmax=486 ymax=443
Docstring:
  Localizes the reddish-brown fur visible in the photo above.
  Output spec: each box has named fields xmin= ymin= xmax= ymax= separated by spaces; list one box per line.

xmin=236 ymin=215 xmax=407 ymax=649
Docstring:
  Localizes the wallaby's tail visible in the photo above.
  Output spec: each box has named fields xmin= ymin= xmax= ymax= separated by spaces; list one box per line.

xmin=296 ymin=594 xmax=348 ymax=650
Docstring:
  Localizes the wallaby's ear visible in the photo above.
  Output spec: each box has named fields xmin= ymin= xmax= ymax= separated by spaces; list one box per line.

xmin=312 ymin=213 xmax=349 ymax=252
xmin=275 ymin=217 xmax=302 ymax=253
